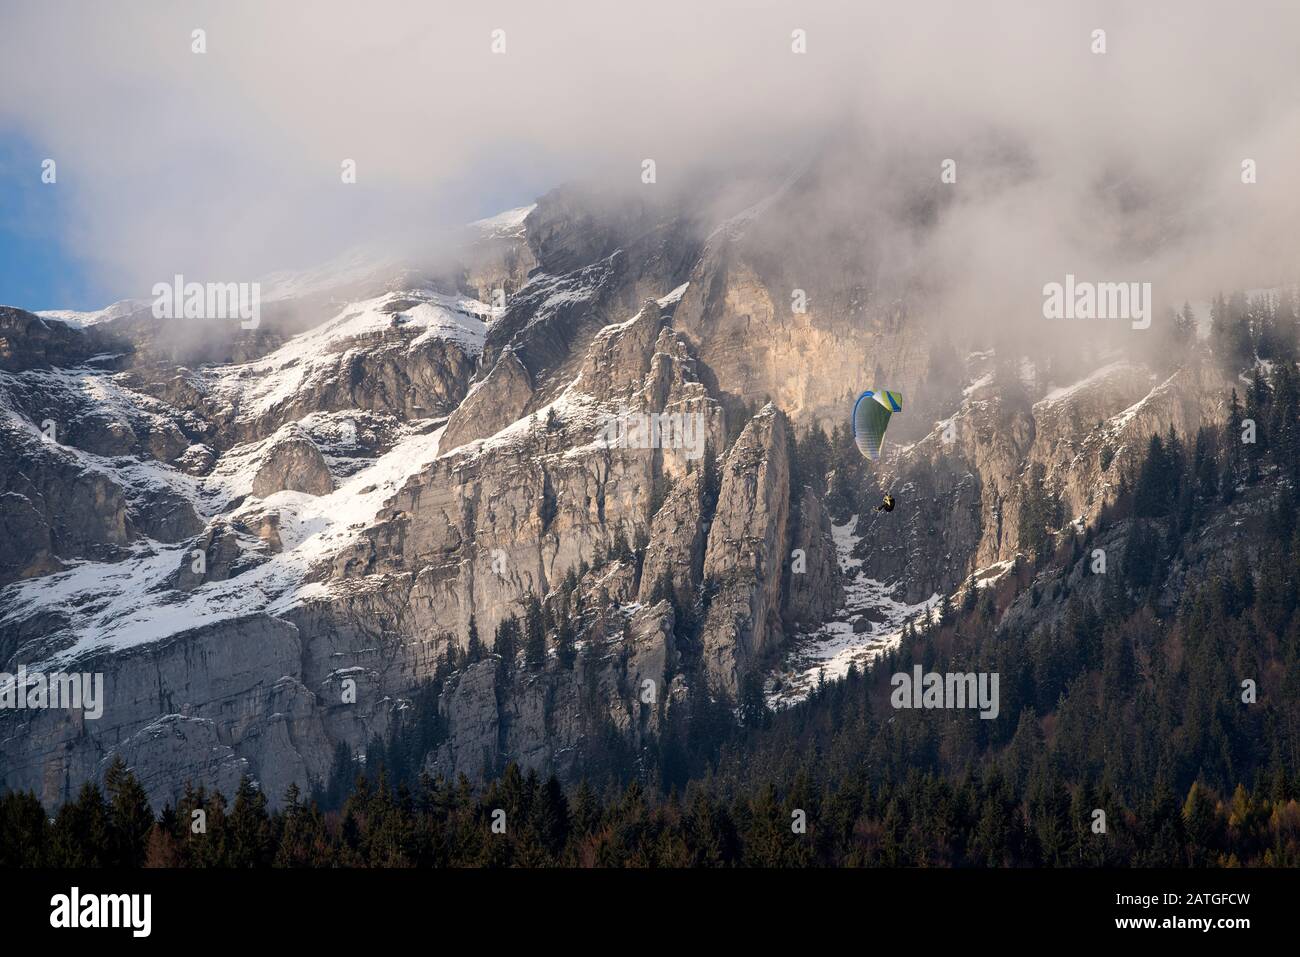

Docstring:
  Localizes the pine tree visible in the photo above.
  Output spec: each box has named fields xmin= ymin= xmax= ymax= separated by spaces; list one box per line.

xmin=1017 ymin=463 xmax=1060 ymax=562
xmin=524 ymin=594 xmax=546 ymax=669
xmin=322 ymin=740 xmax=358 ymax=811
xmin=466 ymin=615 xmax=483 ymax=663
xmin=738 ymin=671 xmax=769 ymax=729
xmin=228 ymin=776 xmax=272 ymax=867
xmin=555 ymin=617 xmax=577 ymax=670
xmin=1134 ymin=433 xmax=1172 ymax=517
xmin=51 ymin=781 xmax=112 ymax=867
xmin=0 ymin=791 xmax=50 ymax=867
xmin=104 ymin=756 xmax=153 ymax=867
xmin=495 ymin=615 xmax=520 ymax=672
xmin=700 ymin=442 xmax=720 ymax=515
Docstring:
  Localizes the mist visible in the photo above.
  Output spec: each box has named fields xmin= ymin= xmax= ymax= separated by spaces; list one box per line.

xmin=2 ymin=0 xmax=1298 ymax=318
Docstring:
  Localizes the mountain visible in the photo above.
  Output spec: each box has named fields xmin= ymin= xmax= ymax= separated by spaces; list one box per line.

xmin=0 ymin=161 xmax=1280 ymax=810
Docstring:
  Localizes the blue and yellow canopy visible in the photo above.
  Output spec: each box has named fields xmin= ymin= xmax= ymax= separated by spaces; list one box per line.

xmin=852 ymin=389 xmax=902 ymax=461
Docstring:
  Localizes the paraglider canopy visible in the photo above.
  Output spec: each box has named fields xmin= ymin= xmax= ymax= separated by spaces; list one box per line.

xmin=852 ymin=389 xmax=902 ymax=461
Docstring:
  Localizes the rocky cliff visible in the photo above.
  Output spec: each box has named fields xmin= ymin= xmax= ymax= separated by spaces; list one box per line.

xmin=0 ymin=165 xmax=1238 ymax=809
xmin=852 ymin=350 xmax=1234 ymax=605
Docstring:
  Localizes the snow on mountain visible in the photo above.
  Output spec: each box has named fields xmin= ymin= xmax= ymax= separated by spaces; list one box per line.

xmin=31 ymin=248 xmax=398 ymax=330
xmin=36 ymin=299 xmax=147 ymax=328
xmin=767 ymin=515 xmax=940 ymax=707
xmin=0 ymin=422 xmax=447 ymax=666
xmin=1037 ymin=360 xmax=1136 ymax=405
xmin=210 ymin=289 xmax=490 ymax=425
xmin=470 ymin=204 xmax=536 ymax=239
xmin=0 ymin=364 xmax=215 ymax=511
xmin=0 ymin=282 xmax=500 ymax=663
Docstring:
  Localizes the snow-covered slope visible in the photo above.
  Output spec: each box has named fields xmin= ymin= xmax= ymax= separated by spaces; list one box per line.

xmin=0 ymin=284 xmax=500 ymax=663
xmin=470 ymin=204 xmax=536 ymax=240
xmin=0 ymin=423 xmax=446 ymax=665
xmin=768 ymin=516 xmax=940 ymax=707
xmin=208 ymin=288 xmax=491 ymax=428
xmin=36 ymin=299 xmax=147 ymax=328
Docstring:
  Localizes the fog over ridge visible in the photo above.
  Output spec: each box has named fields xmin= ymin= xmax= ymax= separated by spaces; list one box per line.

xmin=0 ymin=0 xmax=1296 ymax=314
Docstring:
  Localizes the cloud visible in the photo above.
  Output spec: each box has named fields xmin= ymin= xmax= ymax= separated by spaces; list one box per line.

xmin=1 ymin=0 xmax=1298 ymax=310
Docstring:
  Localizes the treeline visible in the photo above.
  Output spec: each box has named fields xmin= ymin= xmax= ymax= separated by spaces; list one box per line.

xmin=1209 ymin=289 xmax=1300 ymax=371
xmin=3 ymin=749 xmax=1297 ymax=867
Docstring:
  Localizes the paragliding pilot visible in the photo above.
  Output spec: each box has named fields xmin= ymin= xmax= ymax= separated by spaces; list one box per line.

xmin=875 ymin=493 xmax=895 ymax=513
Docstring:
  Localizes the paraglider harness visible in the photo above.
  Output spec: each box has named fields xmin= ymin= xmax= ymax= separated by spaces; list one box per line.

xmin=875 ymin=493 xmax=895 ymax=513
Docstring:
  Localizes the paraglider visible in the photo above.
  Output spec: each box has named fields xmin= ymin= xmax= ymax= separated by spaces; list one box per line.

xmin=853 ymin=389 xmax=902 ymax=513
xmin=852 ymin=389 xmax=902 ymax=461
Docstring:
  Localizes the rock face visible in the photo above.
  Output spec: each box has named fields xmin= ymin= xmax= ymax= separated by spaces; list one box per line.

xmin=783 ymin=486 xmax=843 ymax=629
xmin=700 ymin=405 xmax=791 ymax=696
xmin=856 ymin=352 xmax=1234 ymax=604
xmin=668 ymin=186 xmax=929 ymax=430
xmin=0 ymin=306 xmax=130 ymax=372
xmin=0 ymin=449 xmax=132 ymax=582
xmin=0 ymin=170 xmax=1245 ymax=811
xmin=637 ymin=471 xmax=707 ymax=609
xmin=252 ymin=427 xmax=333 ymax=497
xmin=232 ymin=323 xmax=479 ymax=444
xmin=0 ymin=615 xmax=337 ymax=811
xmin=0 ymin=315 xmax=206 ymax=583
xmin=101 ymin=715 xmax=251 ymax=808
xmin=328 ymin=298 xmax=727 ymax=644
xmin=440 ymin=348 xmax=532 ymax=452
xmin=174 ymin=518 xmax=275 ymax=590
xmin=463 ymin=206 xmax=538 ymax=302
xmin=428 ymin=600 xmax=680 ymax=784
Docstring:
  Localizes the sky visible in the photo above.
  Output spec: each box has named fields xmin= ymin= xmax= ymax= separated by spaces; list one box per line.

xmin=2 ymin=0 xmax=1299 ymax=313
xmin=0 ymin=133 xmax=100 ymax=309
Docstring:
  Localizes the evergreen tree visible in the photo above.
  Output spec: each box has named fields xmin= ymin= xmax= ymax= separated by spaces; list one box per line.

xmin=524 ymin=594 xmax=546 ymax=669
xmin=555 ymin=616 xmax=577 ymax=670
xmin=466 ymin=615 xmax=483 ymax=663
xmin=104 ymin=756 xmax=153 ymax=867
xmin=495 ymin=615 xmax=520 ymax=672
xmin=51 ymin=782 xmax=112 ymax=867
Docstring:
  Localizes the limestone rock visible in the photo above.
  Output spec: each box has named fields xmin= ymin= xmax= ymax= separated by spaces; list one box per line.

xmin=440 ymin=348 xmax=532 ymax=452
xmin=0 ymin=615 xmax=336 ymax=810
xmin=252 ymin=427 xmax=333 ymax=497
xmin=0 ymin=306 xmax=130 ymax=372
xmin=783 ymin=485 xmax=843 ymax=629
xmin=699 ymin=404 xmax=791 ymax=696
xmin=637 ymin=470 xmax=706 ymax=608
xmin=175 ymin=520 xmax=267 ymax=590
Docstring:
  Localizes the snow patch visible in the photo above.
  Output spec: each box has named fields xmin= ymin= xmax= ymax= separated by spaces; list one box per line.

xmin=657 ymin=282 xmax=690 ymax=307
xmin=767 ymin=516 xmax=941 ymax=708
xmin=210 ymin=290 xmax=488 ymax=424
xmin=1038 ymin=360 xmax=1134 ymax=405
xmin=36 ymin=299 xmax=145 ymax=328
xmin=470 ymin=204 xmax=536 ymax=239
xmin=1 ymin=425 xmax=448 ymax=666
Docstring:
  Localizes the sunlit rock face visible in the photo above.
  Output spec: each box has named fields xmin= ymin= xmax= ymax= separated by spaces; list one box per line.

xmin=0 ymin=166 xmax=1235 ymax=807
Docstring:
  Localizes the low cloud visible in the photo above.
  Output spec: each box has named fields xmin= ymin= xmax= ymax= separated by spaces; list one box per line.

xmin=1 ymin=0 xmax=1297 ymax=313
